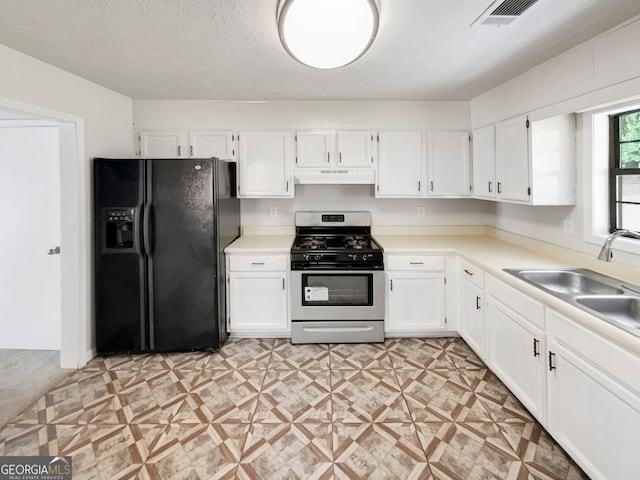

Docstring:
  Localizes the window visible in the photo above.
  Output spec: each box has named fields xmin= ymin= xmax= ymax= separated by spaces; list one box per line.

xmin=609 ymin=109 xmax=640 ymax=232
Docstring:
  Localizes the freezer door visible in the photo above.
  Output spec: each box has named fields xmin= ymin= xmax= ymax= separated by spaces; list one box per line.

xmin=147 ymin=158 xmax=218 ymax=351
xmin=94 ymin=158 xmax=146 ymax=353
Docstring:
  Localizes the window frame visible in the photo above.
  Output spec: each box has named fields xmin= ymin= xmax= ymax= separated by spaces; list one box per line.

xmin=608 ymin=108 xmax=640 ymax=233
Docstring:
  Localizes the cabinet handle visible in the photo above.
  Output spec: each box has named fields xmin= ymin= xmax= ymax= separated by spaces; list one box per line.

xmin=476 ymin=296 xmax=481 ymax=310
xmin=339 ymin=152 xmax=342 ymax=163
xmin=533 ymin=338 xmax=540 ymax=357
xmin=430 ymin=181 xmax=434 ymax=191
xmin=497 ymin=182 xmax=502 ymax=194
xmin=548 ymin=351 xmax=556 ymax=370
xmin=178 ymin=145 xmax=182 ymax=156
xmin=286 ymin=181 xmax=289 ymax=191
xmin=488 ymin=181 xmax=493 ymax=193
xmin=463 ymin=269 xmax=473 ymax=276
xmin=390 ymin=279 xmax=393 ymax=291
xmin=417 ymin=181 xmax=421 ymax=192
xmin=409 ymin=262 xmax=424 ymax=265
xmin=282 ymin=278 xmax=285 ymax=290
xmin=327 ymin=152 xmax=330 ymax=163
xmin=250 ymin=262 xmax=265 ymax=266
xmin=190 ymin=145 xmax=194 ymax=157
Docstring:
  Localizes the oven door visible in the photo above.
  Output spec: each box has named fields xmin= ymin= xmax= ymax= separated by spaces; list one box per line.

xmin=290 ymin=270 xmax=384 ymax=321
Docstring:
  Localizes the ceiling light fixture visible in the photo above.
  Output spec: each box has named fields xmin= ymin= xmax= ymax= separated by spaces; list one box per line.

xmin=278 ymin=0 xmax=379 ymax=70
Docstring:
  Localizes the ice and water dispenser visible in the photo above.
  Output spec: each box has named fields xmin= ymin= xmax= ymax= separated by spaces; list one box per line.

xmin=103 ymin=208 xmax=135 ymax=251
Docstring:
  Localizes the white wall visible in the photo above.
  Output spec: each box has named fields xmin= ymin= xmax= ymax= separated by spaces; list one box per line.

xmin=470 ymin=17 xmax=640 ymax=127
xmin=134 ymin=100 xmax=493 ymax=227
xmin=469 ymin=16 xmax=640 ymax=269
xmin=0 ymin=44 xmax=134 ymax=365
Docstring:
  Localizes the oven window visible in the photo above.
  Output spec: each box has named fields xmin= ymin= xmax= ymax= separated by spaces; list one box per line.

xmin=301 ymin=273 xmax=373 ymax=306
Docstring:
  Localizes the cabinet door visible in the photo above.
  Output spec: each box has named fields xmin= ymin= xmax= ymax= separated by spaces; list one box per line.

xmin=238 ymin=131 xmax=293 ymax=197
xmin=229 ymin=272 xmax=288 ymax=333
xmin=376 ymin=131 xmax=424 ymax=197
xmin=427 ymin=131 xmax=471 ymax=196
xmin=486 ymin=298 xmax=545 ymax=420
xmin=546 ymin=309 xmax=640 ymax=480
xmin=140 ymin=131 xmax=187 ymax=158
xmin=472 ymin=125 xmax=496 ymax=200
xmin=460 ymin=279 xmax=484 ymax=358
xmin=495 ymin=115 xmax=530 ymax=203
xmin=189 ymin=131 xmax=235 ymax=160
xmin=386 ymin=273 xmax=445 ymax=334
xmin=337 ymin=131 xmax=373 ymax=167
xmin=296 ymin=130 xmax=334 ymax=168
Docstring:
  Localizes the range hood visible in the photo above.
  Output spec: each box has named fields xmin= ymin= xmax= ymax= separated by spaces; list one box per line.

xmin=294 ymin=168 xmax=375 ymax=184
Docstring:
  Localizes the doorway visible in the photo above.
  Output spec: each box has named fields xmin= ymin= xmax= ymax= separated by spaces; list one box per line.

xmin=0 ymin=101 xmax=85 ymax=370
xmin=0 ymin=124 xmax=61 ymax=349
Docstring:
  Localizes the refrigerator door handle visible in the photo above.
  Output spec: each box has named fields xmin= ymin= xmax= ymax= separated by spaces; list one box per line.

xmin=143 ymin=202 xmax=154 ymax=255
xmin=134 ymin=203 xmax=144 ymax=256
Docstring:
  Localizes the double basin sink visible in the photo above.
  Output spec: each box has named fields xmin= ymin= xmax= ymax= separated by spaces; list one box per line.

xmin=504 ymin=268 xmax=640 ymax=337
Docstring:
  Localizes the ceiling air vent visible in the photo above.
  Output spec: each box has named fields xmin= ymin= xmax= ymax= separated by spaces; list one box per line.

xmin=473 ymin=0 xmax=540 ymax=26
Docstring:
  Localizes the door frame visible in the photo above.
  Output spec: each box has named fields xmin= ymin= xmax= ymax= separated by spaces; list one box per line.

xmin=0 ymin=96 xmax=87 ymax=369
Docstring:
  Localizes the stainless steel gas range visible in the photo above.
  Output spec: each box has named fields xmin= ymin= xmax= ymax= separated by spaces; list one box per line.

xmin=290 ymin=211 xmax=384 ymax=344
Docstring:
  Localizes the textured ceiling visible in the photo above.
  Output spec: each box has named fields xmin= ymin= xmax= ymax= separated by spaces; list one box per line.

xmin=1 ymin=0 xmax=640 ymax=101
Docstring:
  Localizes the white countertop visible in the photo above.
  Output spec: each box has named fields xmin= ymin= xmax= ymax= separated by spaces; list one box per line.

xmin=225 ymin=234 xmax=294 ymax=254
xmin=225 ymin=230 xmax=640 ymax=354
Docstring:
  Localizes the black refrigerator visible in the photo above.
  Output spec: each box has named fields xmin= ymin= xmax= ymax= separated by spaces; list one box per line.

xmin=93 ymin=157 xmax=240 ymax=354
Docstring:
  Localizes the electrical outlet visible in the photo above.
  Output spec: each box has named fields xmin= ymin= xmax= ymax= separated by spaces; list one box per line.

xmin=269 ymin=207 xmax=278 ymax=217
xmin=417 ymin=206 xmax=425 ymax=217
xmin=563 ymin=219 xmax=574 ymax=235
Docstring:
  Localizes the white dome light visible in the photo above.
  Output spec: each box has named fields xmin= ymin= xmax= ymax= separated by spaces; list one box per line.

xmin=278 ymin=0 xmax=379 ymax=69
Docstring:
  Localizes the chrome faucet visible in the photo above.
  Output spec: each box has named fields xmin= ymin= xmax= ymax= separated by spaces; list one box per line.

xmin=597 ymin=229 xmax=640 ymax=261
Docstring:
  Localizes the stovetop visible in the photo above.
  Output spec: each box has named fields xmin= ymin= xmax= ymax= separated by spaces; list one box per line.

xmin=292 ymin=233 xmax=381 ymax=253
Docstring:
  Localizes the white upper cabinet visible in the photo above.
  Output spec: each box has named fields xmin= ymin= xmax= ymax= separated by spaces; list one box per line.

xmin=495 ymin=115 xmax=530 ymax=203
xmin=140 ymin=131 xmax=188 ymax=158
xmin=490 ymin=113 xmax=576 ymax=205
xmin=471 ymin=124 xmax=496 ymax=200
xmin=426 ymin=131 xmax=471 ymax=196
xmin=295 ymin=130 xmax=374 ymax=168
xmin=237 ymin=130 xmax=294 ymax=198
xmin=375 ymin=131 xmax=425 ymax=197
xmin=189 ymin=131 xmax=235 ymax=160
xmin=336 ymin=130 xmax=374 ymax=167
xmin=295 ymin=130 xmax=334 ymax=168
xmin=140 ymin=130 xmax=236 ymax=160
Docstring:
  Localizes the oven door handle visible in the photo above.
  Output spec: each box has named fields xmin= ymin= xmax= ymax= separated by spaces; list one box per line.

xmin=301 ymin=326 xmax=375 ymax=333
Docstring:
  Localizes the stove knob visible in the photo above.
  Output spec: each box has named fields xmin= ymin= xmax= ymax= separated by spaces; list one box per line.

xmin=303 ymin=254 xmax=310 ymax=261
xmin=314 ymin=255 xmax=321 ymax=261
xmin=349 ymin=254 xmax=357 ymax=260
xmin=362 ymin=254 xmax=368 ymax=260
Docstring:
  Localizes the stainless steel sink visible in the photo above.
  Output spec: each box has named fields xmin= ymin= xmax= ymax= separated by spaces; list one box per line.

xmin=503 ymin=268 xmax=640 ymax=338
xmin=576 ymin=296 xmax=640 ymax=330
xmin=512 ymin=269 xmax=624 ymax=295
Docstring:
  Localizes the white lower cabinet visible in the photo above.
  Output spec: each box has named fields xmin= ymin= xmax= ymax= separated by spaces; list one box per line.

xmin=385 ymin=255 xmax=446 ymax=336
xmin=485 ymin=275 xmax=546 ymax=422
xmin=458 ymin=260 xmax=485 ymax=358
xmin=546 ymin=309 xmax=640 ymax=480
xmin=227 ymin=254 xmax=289 ymax=336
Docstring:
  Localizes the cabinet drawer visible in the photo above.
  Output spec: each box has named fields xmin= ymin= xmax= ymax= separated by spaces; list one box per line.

xmin=486 ymin=274 xmax=545 ymax=329
xmin=229 ymin=254 xmax=288 ymax=272
xmin=386 ymin=255 xmax=445 ymax=271
xmin=459 ymin=259 xmax=484 ymax=289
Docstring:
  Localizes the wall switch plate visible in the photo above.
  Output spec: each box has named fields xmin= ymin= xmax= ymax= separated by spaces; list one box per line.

xmin=563 ymin=219 xmax=574 ymax=235
xmin=269 ymin=207 xmax=278 ymax=217
xmin=417 ymin=206 xmax=425 ymax=217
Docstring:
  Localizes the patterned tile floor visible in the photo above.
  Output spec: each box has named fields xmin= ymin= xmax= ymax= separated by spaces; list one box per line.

xmin=0 ymin=337 xmax=589 ymax=479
